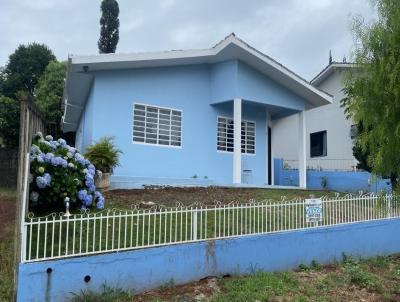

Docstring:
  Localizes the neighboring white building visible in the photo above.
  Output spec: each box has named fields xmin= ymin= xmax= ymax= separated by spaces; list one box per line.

xmin=272 ymin=62 xmax=357 ymax=171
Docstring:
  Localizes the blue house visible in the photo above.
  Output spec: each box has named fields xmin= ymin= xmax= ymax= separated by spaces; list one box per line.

xmin=62 ymin=34 xmax=332 ymax=189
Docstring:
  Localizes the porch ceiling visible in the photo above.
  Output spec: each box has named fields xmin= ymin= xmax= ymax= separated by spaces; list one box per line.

xmin=212 ymin=99 xmax=301 ymax=120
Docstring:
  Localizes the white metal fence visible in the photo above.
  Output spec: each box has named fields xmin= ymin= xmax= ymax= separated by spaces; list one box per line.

xmin=283 ymin=158 xmax=358 ymax=172
xmin=22 ymin=194 xmax=399 ymax=263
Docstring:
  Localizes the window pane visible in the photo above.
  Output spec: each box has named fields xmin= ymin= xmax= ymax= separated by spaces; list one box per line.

xmin=159 ymin=124 xmax=170 ymax=130
xmin=147 ymin=107 xmax=158 ymax=113
xmin=216 ymin=117 xmax=256 ymax=154
xmin=145 ymin=138 xmax=157 ymax=144
xmin=133 ymin=131 xmax=145 ymax=137
xmin=135 ymin=104 xmax=145 ymax=110
xmin=134 ymin=120 xmax=145 ymax=127
xmin=159 ymin=140 xmax=170 ymax=145
xmin=133 ymin=104 xmax=182 ymax=147
xmin=159 ymin=109 xmax=170 ymax=115
xmin=133 ymin=136 xmax=145 ymax=142
xmin=171 ymin=141 xmax=181 ymax=146
xmin=310 ymin=131 xmax=327 ymax=157
xmin=134 ymin=109 xmax=145 ymax=116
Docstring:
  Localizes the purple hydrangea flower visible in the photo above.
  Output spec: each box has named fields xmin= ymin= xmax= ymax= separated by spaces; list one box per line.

xmin=67 ymin=146 xmax=76 ymax=154
xmin=49 ymin=141 xmax=58 ymax=150
xmin=30 ymin=144 xmax=41 ymax=156
xmin=96 ymin=200 xmax=105 ymax=209
xmin=44 ymin=153 xmax=54 ymax=163
xmin=95 ymin=191 xmax=105 ymax=209
xmin=87 ymin=164 xmax=96 ymax=176
xmin=78 ymin=189 xmax=88 ymax=201
xmin=36 ymin=176 xmax=47 ymax=189
xmin=36 ymin=153 xmax=45 ymax=163
xmin=30 ymin=191 xmax=39 ymax=202
xmin=84 ymin=194 xmax=93 ymax=206
xmin=58 ymin=138 xmax=67 ymax=147
xmin=43 ymin=173 xmax=51 ymax=185
xmin=74 ymin=153 xmax=86 ymax=165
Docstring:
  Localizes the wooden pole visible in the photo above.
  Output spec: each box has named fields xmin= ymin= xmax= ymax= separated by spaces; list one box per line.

xmin=14 ymin=97 xmax=27 ymax=300
xmin=13 ymin=95 xmax=46 ymax=300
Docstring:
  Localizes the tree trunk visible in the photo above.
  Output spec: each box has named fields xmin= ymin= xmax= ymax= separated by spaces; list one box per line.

xmin=390 ymin=174 xmax=397 ymax=192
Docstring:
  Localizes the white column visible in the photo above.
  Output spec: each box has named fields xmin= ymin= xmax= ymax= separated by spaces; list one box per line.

xmin=270 ymin=121 xmax=275 ymax=186
xmin=233 ymin=98 xmax=242 ymax=184
xmin=298 ymin=111 xmax=307 ymax=188
xmin=265 ymin=110 xmax=269 ymax=185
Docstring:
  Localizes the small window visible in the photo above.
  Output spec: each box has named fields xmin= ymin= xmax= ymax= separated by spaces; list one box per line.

xmin=350 ymin=124 xmax=358 ymax=139
xmin=310 ymin=130 xmax=327 ymax=157
xmin=133 ymin=103 xmax=182 ymax=147
xmin=217 ymin=117 xmax=255 ymax=154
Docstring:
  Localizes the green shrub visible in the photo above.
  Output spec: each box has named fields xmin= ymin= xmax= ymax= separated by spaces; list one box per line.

xmin=344 ymin=262 xmax=383 ymax=292
xmin=84 ymin=137 xmax=122 ymax=173
xmin=71 ymin=284 xmax=133 ymax=302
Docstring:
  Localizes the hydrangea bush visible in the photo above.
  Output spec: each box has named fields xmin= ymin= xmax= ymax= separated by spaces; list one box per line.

xmin=29 ymin=132 xmax=105 ymax=211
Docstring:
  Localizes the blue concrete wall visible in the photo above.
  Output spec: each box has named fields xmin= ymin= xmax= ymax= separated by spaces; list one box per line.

xmin=236 ymin=61 xmax=306 ymax=111
xmin=88 ymin=65 xmax=269 ymax=186
xmin=17 ymin=219 xmax=400 ymax=302
xmin=274 ymin=158 xmax=392 ymax=193
xmin=75 ymin=60 xmax=312 ymax=187
xmin=210 ymin=60 xmax=238 ymax=102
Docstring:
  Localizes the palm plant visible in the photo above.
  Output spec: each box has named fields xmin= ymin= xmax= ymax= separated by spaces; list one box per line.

xmin=84 ymin=137 xmax=122 ymax=173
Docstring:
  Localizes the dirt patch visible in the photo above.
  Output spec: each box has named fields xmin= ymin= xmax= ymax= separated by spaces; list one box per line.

xmin=133 ymin=277 xmax=220 ymax=302
xmin=0 ymin=189 xmax=16 ymax=240
xmin=104 ymin=187 xmax=259 ymax=208
xmin=104 ymin=187 xmax=328 ymax=209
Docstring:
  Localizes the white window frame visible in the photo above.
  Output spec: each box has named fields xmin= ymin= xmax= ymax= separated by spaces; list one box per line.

xmin=216 ymin=115 xmax=256 ymax=156
xmin=132 ymin=102 xmax=183 ymax=149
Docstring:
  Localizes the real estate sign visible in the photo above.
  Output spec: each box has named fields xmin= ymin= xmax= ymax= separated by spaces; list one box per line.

xmin=305 ymin=198 xmax=323 ymax=223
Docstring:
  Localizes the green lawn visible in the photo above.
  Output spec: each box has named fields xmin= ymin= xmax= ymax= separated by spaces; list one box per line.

xmin=0 ymin=187 xmax=16 ymax=302
xmin=72 ymin=254 xmax=400 ymax=302
xmin=24 ymin=188 xmax=386 ymax=262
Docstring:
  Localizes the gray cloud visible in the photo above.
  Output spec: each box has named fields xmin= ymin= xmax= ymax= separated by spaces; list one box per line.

xmin=0 ymin=0 xmax=376 ymax=80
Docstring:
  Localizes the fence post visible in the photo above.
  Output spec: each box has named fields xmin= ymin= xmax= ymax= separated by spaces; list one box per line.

xmin=387 ymin=195 xmax=392 ymax=218
xmin=14 ymin=96 xmax=46 ymax=299
xmin=192 ymin=208 xmax=198 ymax=240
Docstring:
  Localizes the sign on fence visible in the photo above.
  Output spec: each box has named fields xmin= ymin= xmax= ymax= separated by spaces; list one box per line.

xmin=305 ymin=198 xmax=323 ymax=223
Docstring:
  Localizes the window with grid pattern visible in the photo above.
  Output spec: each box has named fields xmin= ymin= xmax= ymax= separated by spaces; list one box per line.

xmin=133 ymin=104 xmax=182 ymax=147
xmin=217 ymin=117 xmax=255 ymax=154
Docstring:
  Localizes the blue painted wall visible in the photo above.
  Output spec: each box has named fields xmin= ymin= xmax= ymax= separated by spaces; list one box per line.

xmin=236 ymin=61 xmax=305 ymax=110
xmin=75 ymin=60 xmax=310 ymax=186
xmin=274 ymin=158 xmax=392 ymax=193
xmin=17 ymin=219 xmax=400 ymax=301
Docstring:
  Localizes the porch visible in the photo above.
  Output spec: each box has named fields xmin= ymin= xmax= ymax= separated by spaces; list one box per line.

xmin=212 ymin=98 xmax=308 ymax=189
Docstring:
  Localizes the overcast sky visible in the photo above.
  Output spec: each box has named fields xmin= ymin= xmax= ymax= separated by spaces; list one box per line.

xmin=0 ymin=0 xmax=376 ymax=80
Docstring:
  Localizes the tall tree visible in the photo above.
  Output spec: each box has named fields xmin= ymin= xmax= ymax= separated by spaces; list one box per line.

xmin=1 ymin=43 xmax=55 ymax=97
xmin=35 ymin=61 xmax=67 ymax=138
xmin=351 ymin=123 xmax=372 ymax=172
xmin=0 ymin=96 xmax=20 ymax=147
xmin=98 ymin=0 xmax=120 ymax=54
xmin=342 ymin=0 xmax=400 ymax=189
xmin=0 ymin=43 xmax=55 ymax=147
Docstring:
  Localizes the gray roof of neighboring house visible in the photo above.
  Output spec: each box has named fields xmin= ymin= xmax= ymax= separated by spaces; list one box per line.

xmin=311 ymin=62 xmax=356 ymax=86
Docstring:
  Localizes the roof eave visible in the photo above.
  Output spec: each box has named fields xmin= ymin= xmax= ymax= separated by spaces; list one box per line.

xmin=311 ymin=63 xmax=356 ymax=86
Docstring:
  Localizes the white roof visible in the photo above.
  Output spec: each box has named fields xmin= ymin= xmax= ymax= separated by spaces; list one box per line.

xmin=63 ymin=34 xmax=333 ymax=132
